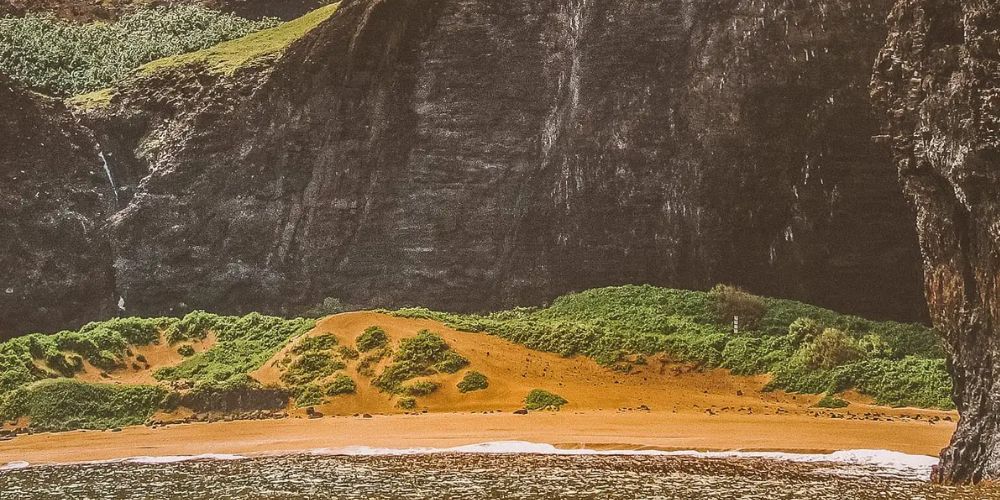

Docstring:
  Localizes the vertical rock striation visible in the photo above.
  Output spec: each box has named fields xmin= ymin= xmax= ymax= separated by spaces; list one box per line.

xmin=80 ymin=0 xmax=926 ymax=323
xmin=872 ymin=0 xmax=1000 ymax=484
xmin=0 ymin=76 xmax=116 ymax=338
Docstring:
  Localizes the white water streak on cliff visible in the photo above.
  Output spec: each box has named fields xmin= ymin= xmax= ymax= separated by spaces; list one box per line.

xmin=98 ymin=150 xmax=119 ymax=207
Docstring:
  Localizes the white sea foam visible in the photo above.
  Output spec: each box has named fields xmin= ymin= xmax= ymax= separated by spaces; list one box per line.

xmin=310 ymin=441 xmax=938 ymax=479
xmin=0 ymin=461 xmax=29 ymax=471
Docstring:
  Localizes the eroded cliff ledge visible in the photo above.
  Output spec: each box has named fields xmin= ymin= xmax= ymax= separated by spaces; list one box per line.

xmin=2 ymin=0 xmax=929 ymax=338
xmin=872 ymin=0 xmax=1000 ymax=484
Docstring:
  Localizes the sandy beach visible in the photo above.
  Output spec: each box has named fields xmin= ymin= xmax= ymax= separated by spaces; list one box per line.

xmin=0 ymin=408 xmax=956 ymax=465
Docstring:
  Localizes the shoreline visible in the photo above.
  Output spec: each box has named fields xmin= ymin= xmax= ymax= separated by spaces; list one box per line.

xmin=0 ymin=410 xmax=954 ymax=467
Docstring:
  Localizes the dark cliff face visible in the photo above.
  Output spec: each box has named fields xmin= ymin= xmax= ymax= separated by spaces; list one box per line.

xmin=0 ymin=77 xmax=116 ymax=336
xmin=872 ymin=0 xmax=1000 ymax=484
xmin=66 ymin=0 xmax=924 ymax=324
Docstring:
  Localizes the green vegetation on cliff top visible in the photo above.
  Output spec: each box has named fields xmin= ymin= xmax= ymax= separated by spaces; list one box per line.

xmin=0 ymin=6 xmax=280 ymax=96
xmin=139 ymin=3 xmax=339 ymax=76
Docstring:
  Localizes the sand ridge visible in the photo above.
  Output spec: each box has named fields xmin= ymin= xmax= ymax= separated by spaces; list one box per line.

xmin=252 ymin=312 xmax=955 ymax=423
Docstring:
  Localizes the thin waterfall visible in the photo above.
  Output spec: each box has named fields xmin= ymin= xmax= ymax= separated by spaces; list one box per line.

xmin=98 ymin=150 xmax=119 ymax=207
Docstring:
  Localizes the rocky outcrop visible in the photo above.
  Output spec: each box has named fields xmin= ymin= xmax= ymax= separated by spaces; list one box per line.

xmin=872 ymin=0 xmax=1000 ymax=484
xmin=0 ymin=76 xmax=116 ymax=337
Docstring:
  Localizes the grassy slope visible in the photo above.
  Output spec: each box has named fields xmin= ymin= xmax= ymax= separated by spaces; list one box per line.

xmin=66 ymin=3 xmax=340 ymax=109
xmin=139 ymin=2 xmax=339 ymax=75
xmin=391 ymin=285 xmax=953 ymax=409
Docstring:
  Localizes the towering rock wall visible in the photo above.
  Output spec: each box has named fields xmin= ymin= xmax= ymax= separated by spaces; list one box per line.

xmin=80 ymin=0 xmax=924 ymax=323
xmin=1 ymin=0 xmax=929 ymax=338
xmin=872 ymin=0 xmax=1000 ymax=484
xmin=0 ymin=76 xmax=117 ymax=336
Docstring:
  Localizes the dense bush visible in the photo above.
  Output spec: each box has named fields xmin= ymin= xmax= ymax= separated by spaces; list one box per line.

xmin=708 ymin=284 xmax=768 ymax=331
xmin=373 ymin=331 xmax=467 ymax=393
xmin=280 ymin=352 xmax=345 ymax=386
xmin=396 ymin=397 xmax=417 ymax=410
xmin=292 ymin=334 xmax=338 ymax=354
xmin=155 ymin=313 xmax=315 ymax=384
xmin=525 ymin=389 xmax=567 ymax=410
xmin=0 ymin=7 xmax=279 ymax=96
xmin=325 ymin=374 xmax=356 ymax=396
xmin=295 ymin=384 xmax=326 ymax=408
xmin=392 ymin=285 xmax=953 ymax=409
xmin=0 ymin=379 xmax=165 ymax=431
xmin=457 ymin=371 xmax=489 ymax=393
xmin=356 ymin=326 xmax=389 ymax=352
xmin=796 ymin=328 xmax=861 ymax=370
xmin=177 ymin=345 xmax=195 ymax=357
xmin=403 ymin=380 xmax=438 ymax=397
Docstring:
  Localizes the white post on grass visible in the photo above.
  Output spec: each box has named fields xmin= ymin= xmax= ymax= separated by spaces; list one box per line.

xmin=733 ymin=315 xmax=739 ymax=335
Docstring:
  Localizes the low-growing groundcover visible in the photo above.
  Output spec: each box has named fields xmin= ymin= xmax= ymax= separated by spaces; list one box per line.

xmin=0 ymin=311 xmax=314 ymax=430
xmin=393 ymin=285 xmax=953 ymax=409
xmin=525 ymin=389 xmax=568 ymax=411
xmin=0 ymin=6 xmax=280 ymax=96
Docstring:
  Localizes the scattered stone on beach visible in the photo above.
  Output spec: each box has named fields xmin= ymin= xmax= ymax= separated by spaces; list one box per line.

xmin=513 ymin=409 xmax=528 ymax=415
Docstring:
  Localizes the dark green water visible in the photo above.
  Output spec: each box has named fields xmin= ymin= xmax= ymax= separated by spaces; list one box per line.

xmin=2 ymin=451 xmax=996 ymax=499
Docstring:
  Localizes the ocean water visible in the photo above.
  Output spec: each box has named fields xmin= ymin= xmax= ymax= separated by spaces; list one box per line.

xmin=2 ymin=443 xmax=997 ymax=499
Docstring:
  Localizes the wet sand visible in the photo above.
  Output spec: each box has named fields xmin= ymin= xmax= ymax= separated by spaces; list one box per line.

xmin=0 ymin=409 xmax=955 ymax=465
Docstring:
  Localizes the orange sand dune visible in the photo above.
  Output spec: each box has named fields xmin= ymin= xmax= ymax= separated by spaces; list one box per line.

xmin=0 ymin=312 xmax=958 ymax=465
xmin=254 ymin=312 xmax=955 ymax=422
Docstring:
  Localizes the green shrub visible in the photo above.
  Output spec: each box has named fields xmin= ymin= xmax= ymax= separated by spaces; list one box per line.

xmin=295 ymin=384 xmax=326 ymax=407
xmin=2 ymin=379 xmax=165 ymax=431
xmin=788 ymin=317 xmax=823 ymax=345
xmin=797 ymin=328 xmax=861 ymax=370
xmin=177 ymin=345 xmax=195 ymax=357
xmin=281 ymin=352 xmax=345 ymax=386
xmin=433 ymin=351 xmax=469 ymax=374
xmin=373 ymin=360 xmax=429 ymax=393
xmin=373 ymin=331 xmax=467 ymax=393
xmin=457 ymin=371 xmax=489 ymax=393
xmin=403 ymin=380 xmax=438 ymax=396
xmin=816 ymin=394 xmax=849 ymax=408
xmin=337 ymin=345 xmax=359 ymax=360
xmin=0 ymin=7 xmax=279 ymax=96
xmin=525 ymin=389 xmax=568 ymax=411
xmin=708 ymin=284 xmax=767 ymax=331
xmin=292 ymin=334 xmax=338 ymax=354
xmin=155 ymin=313 xmax=315 ymax=385
xmin=396 ymin=397 xmax=417 ymax=410
xmin=356 ymin=326 xmax=389 ymax=352
xmin=325 ymin=374 xmax=356 ymax=396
